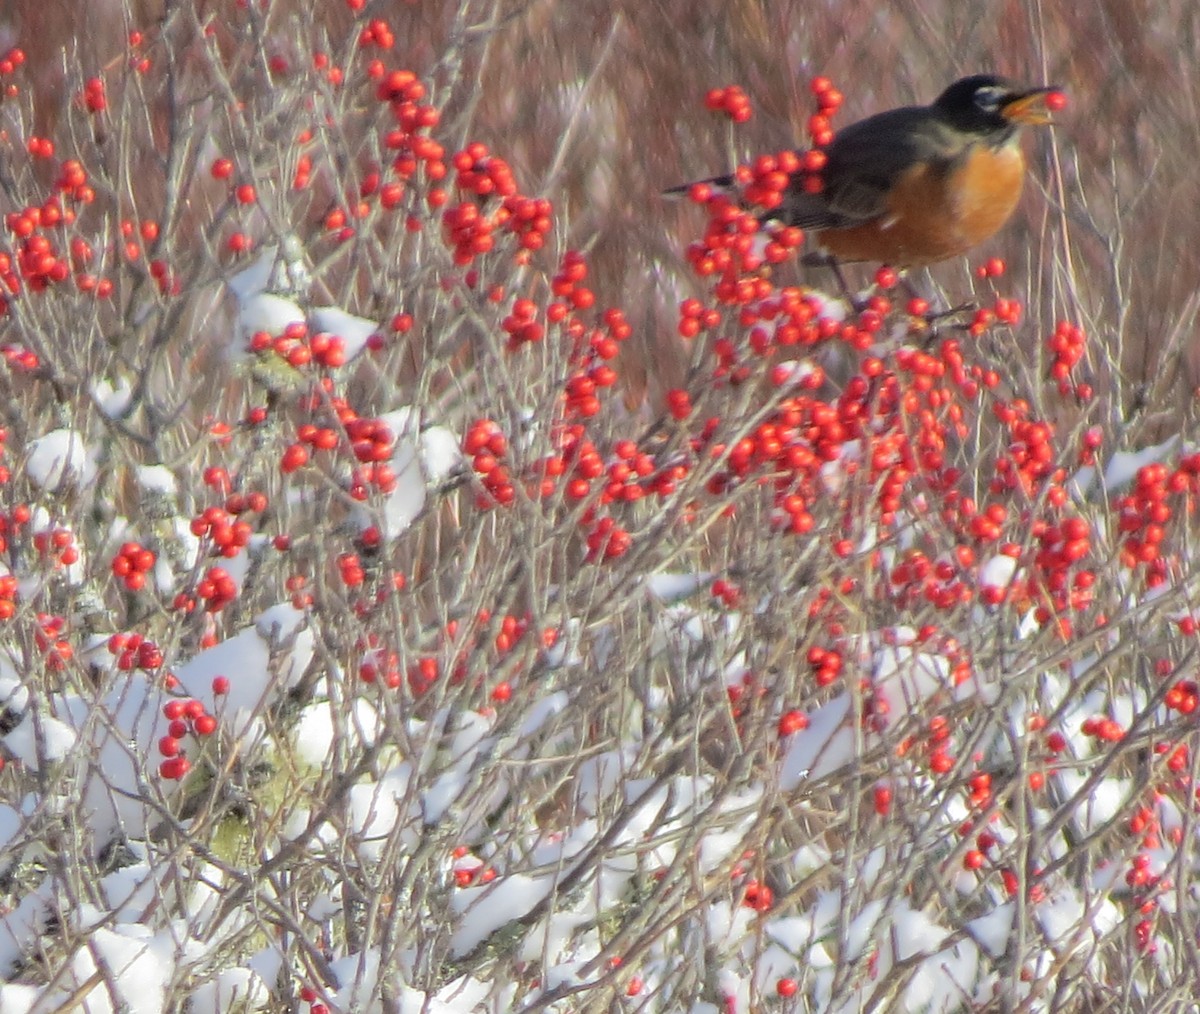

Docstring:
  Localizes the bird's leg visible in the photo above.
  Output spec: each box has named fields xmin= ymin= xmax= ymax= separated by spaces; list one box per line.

xmin=925 ymin=302 xmax=975 ymax=322
xmin=897 ymin=274 xmax=974 ymax=323
xmin=801 ymin=251 xmax=867 ymax=313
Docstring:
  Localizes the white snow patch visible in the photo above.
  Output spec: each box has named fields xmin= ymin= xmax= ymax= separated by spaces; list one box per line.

xmin=418 ymin=425 xmax=464 ymax=486
xmin=92 ymin=377 xmax=133 ymax=417
xmin=0 ymin=983 xmax=39 ymax=1013
xmin=343 ymin=764 xmax=418 ymax=862
xmin=978 ymin=553 xmax=1018 ymax=591
xmin=1 ymin=711 xmax=77 ymax=770
xmin=1071 ymin=436 xmax=1179 ymax=497
xmin=766 ymin=892 xmax=842 ymax=952
xmin=1055 ymin=769 xmax=1133 ymax=835
xmin=309 ymin=305 xmax=378 ymax=360
xmin=0 ymin=879 xmax=54 ymax=977
xmin=62 ymin=924 xmax=174 ymax=1014
xmin=967 ymin=903 xmax=1014 ymax=958
xmin=451 ymin=874 xmax=554 ymax=956
xmin=644 ymin=572 xmax=713 ymax=602
xmin=135 ymin=463 xmax=178 ymax=496
xmin=874 ymin=645 xmax=952 ymax=713
xmin=780 ymin=694 xmax=854 ymax=788
xmin=844 ymin=899 xmax=885 ymax=961
xmin=25 ymin=428 xmax=95 ymax=490
xmin=381 ymin=437 xmax=426 ymax=537
xmin=519 ymin=690 xmax=570 ymax=737
xmin=190 ymin=967 xmax=272 ymax=1014
xmin=892 ymin=903 xmax=949 ymax=960
xmin=904 ymin=939 xmax=980 ymax=1013
xmin=0 ymin=804 xmax=22 ymax=856
xmin=293 ymin=698 xmax=379 ymax=768
xmin=236 ymin=291 xmax=305 ymax=343
xmin=227 ymin=241 xmax=309 ymax=301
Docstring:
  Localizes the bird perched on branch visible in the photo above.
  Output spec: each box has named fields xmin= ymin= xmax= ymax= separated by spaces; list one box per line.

xmin=668 ymin=74 xmax=1064 ymax=269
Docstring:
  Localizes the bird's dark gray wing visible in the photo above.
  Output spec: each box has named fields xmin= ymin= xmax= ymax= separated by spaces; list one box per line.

xmin=775 ymin=107 xmax=953 ymax=230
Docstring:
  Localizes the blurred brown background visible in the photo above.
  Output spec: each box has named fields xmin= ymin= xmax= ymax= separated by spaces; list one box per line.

xmin=4 ymin=0 xmax=1198 ymax=413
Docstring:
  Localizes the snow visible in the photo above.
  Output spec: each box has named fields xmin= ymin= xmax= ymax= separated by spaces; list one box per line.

xmin=541 ymin=619 xmax=583 ymax=667
xmin=234 ymin=291 xmax=306 ymax=344
xmin=293 ymin=697 xmax=380 ymax=767
xmin=0 ymin=804 xmax=21 ymax=856
xmin=228 ymin=250 xmax=386 ymax=366
xmin=418 ymin=424 xmax=465 ymax=486
xmin=421 ymin=769 xmax=469 ymax=825
xmin=60 ymin=925 xmax=175 ymax=1014
xmin=309 ymin=304 xmax=379 ymax=360
xmin=1 ymin=711 xmax=77 ymax=769
xmin=0 ymin=984 xmax=39 ymax=1013
xmin=1035 ymin=888 xmax=1120 ymax=954
xmin=0 ymin=879 xmax=54 ymax=978
xmin=770 ymin=358 xmax=821 ymax=389
xmin=892 ymin=904 xmax=949 ymax=960
xmin=978 ymin=552 xmax=1018 ymax=590
xmin=903 ymin=939 xmax=979 ymax=1013
xmin=573 ymin=749 xmax=636 ymax=816
xmin=767 ymin=892 xmax=842 ymax=953
xmin=348 ymin=406 xmax=467 ymax=536
xmin=190 ymin=968 xmax=272 ymax=1014
xmin=779 ymin=694 xmax=854 ymax=788
xmin=24 ymin=428 xmax=95 ymax=490
xmin=172 ymin=626 xmax=273 ymax=745
xmin=0 ymin=667 xmax=27 ymax=709
xmin=1055 ymin=769 xmax=1133 ymax=834
xmin=135 ymin=463 xmax=178 ymax=496
xmin=341 ymin=764 xmax=419 ymax=863
xmin=450 ymin=874 xmax=555 ymax=957
xmin=227 ymin=243 xmax=306 ymax=301
xmin=874 ymin=643 xmax=952 ymax=709
xmin=6 ymin=602 xmax=315 ymax=856
xmin=518 ymin=689 xmax=570 ymax=736
xmin=643 ymin=571 xmax=713 ymax=602
xmin=53 ymin=673 xmax=174 ymax=849
xmin=167 ymin=604 xmax=314 ymax=749
xmin=92 ymin=376 xmax=133 ymax=417
xmin=967 ymin=903 xmax=1014 ymax=958
xmin=379 ymin=434 xmax=427 ymax=537
xmin=1071 ymin=435 xmax=1179 ymax=497
xmin=328 ymin=947 xmax=384 ymax=1011
xmin=843 ymin=898 xmax=885 ymax=961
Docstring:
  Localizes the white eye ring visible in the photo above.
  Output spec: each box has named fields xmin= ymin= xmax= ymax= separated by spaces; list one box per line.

xmin=974 ymin=86 xmax=1006 ymax=113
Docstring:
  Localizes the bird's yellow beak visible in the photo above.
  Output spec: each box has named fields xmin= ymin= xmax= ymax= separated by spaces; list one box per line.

xmin=1001 ymin=87 xmax=1062 ymax=125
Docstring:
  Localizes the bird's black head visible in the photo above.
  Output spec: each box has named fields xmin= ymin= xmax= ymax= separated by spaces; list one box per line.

xmin=934 ymin=74 xmax=1059 ymax=135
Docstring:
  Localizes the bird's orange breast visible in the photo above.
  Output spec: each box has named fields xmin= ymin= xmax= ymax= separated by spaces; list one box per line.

xmin=816 ymin=142 xmax=1027 ymax=267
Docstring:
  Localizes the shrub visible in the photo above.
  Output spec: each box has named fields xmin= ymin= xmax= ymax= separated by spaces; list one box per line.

xmin=0 ymin=4 xmax=1198 ymax=1013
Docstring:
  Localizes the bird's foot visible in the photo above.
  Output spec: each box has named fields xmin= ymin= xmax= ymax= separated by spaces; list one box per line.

xmin=801 ymin=251 xmax=867 ymax=311
xmin=925 ymin=301 xmax=975 ymax=323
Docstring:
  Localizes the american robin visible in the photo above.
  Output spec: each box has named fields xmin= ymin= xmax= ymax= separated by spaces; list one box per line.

xmin=669 ymin=74 xmax=1062 ymax=269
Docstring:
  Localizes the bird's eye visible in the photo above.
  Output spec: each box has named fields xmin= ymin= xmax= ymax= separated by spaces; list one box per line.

xmin=973 ymin=86 xmax=1006 ymax=113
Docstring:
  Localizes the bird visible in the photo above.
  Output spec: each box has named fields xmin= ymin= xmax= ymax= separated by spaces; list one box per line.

xmin=668 ymin=74 xmax=1062 ymax=270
